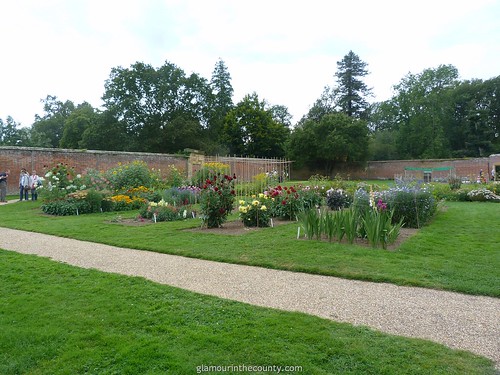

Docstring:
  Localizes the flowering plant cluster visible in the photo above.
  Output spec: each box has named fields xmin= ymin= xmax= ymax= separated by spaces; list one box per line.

xmin=264 ymin=185 xmax=303 ymax=220
xmin=467 ymin=188 xmax=500 ymax=202
xmin=353 ymin=184 xmax=436 ymax=228
xmin=38 ymin=163 xmax=86 ymax=201
xmin=238 ymin=194 xmax=270 ymax=227
xmin=199 ymin=173 xmax=236 ymax=228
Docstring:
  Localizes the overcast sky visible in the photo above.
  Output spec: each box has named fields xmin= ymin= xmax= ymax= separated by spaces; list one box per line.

xmin=1 ymin=0 xmax=499 ymax=127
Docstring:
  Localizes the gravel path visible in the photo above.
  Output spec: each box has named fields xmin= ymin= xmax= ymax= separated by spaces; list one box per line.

xmin=1 ymin=227 xmax=498 ymax=367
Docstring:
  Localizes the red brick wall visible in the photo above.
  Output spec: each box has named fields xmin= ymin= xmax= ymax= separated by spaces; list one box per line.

xmin=0 ymin=146 xmax=187 ymax=195
xmin=293 ymin=155 xmax=500 ymax=182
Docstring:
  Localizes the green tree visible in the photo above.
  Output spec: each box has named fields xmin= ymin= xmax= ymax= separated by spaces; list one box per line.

xmin=371 ymin=65 xmax=459 ymax=159
xmin=223 ymin=93 xmax=289 ymax=157
xmin=0 ymin=116 xmax=26 ymax=145
xmin=287 ymin=113 xmax=369 ymax=174
xmin=31 ymin=95 xmax=75 ymax=148
xmin=208 ymin=59 xmax=234 ymax=139
xmin=60 ymin=102 xmax=98 ymax=149
xmin=335 ymin=51 xmax=372 ymax=118
xmin=102 ymin=61 xmax=211 ymax=153
xmin=79 ymin=110 xmax=130 ymax=151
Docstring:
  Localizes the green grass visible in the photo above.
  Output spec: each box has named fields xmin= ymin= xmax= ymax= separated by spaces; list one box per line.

xmin=0 ymin=200 xmax=498 ymax=297
xmin=0 ymin=250 xmax=495 ymax=374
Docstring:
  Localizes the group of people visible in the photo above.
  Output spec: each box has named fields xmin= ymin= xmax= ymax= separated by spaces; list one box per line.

xmin=19 ymin=168 xmax=40 ymax=201
xmin=0 ymin=168 xmax=40 ymax=203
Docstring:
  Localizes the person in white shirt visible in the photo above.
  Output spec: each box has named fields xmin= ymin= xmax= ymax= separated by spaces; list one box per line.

xmin=29 ymin=170 xmax=40 ymax=201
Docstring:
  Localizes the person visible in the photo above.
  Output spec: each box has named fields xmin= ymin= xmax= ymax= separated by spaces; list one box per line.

xmin=19 ymin=168 xmax=30 ymax=201
xmin=29 ymin=170 xmax=40 ymax=201
xmin=0 ymin=169 xmax=10 ymax=202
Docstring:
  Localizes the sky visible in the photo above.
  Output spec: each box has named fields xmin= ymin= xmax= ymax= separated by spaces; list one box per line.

xmin=1 ymin=0 xmax=499 ymax=127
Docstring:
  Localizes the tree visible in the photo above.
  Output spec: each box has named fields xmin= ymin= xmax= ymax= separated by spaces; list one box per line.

xmin=102 ymin=61 xmax=211 ymax=153
xmin=31 ymin=95 xmax=75 ymax=148
xmin=0 ymin=116 xmax=25 ymax=145
xmin=370 ymin=65 xmax=459 ymax=159
xmin=208 ymin=59 xmax=234 ymax=136
xmin=60 ymin=102 xmax=98 ymax=149
xmin=79 ymin=110 xmax=131 ymax=151
xmin=287 ymin=113 xmax=369 ymax=174
xmin=223 ymin=93 xmax=289 ymax=157
xmin=335 ymin=51 xmax=372 ymax=118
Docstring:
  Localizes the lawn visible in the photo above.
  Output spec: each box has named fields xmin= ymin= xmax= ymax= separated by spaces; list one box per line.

xmin=0 ymin=250 xmax=495 ymax=374
xmin=0 ymin=200 xmax=498 ymax=297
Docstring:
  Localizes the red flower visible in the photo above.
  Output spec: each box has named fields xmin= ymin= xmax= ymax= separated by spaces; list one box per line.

xmin=230 ymin=190 xmax=235 ymax=195
xmin=203 ymin=184 xmax=207 ymax=189
xmin=219 ymin=208 xmax=225 ymax=214
xmin=206 ymin=179 xmax=212 ymax=185
xmin=282 ymin=200 xmax=287 ymax=205
xmin=214 ymin=186 xmax=219 ymax=191
xmin=277 ymin=185 xmax=282 ymax=190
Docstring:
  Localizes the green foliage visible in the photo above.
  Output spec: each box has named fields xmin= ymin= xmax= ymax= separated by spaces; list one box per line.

xmin=448 ymin=175 xmax=462 ymax=190
xmin=266 ymin=185 xmax=303 ymax=220
xmin=162 ymin=186 xmax=199 ymax=206
xmin=354 ymin=184 xmax=437 ymax=228
xmin=41 ymin=199 xmax=89 ymax=216
xmin=238 ymin=196 xmax=271 ymax=227
xmin=326 ymin=188 xmax=352 ymax=210
xmin=467 ymin=188 xmax=500 ymax=202
xmin=223 ymin=93 xmax=289 ymax=157
xmin=192 ymin=162 xmax=230 ymax=187
xmin=139 ymin=201 xmax=193 ymax=222
xmin=164 ymin=164 xmax=186 ymax=187
xmin=199 ymin=173 xmax=236 ymax=228
xmin=287 ymin=113 xmax=369 ymax=173
xmin=335 ymin=50 xmax=372 ymax=118
xmin=38 ymin=163 xmax=86 ymax=202
xmin=102 ymin=61 xmax=210 ymax=153
xmin=105 ymin=161 xmax=153 ymax=191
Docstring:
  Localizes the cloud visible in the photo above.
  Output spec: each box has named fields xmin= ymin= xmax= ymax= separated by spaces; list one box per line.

xmin=0 ymin=0 xmax=499 ymax=126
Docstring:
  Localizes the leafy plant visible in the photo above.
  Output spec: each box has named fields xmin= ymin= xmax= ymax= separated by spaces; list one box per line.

xmin=199 ymin=173 xmax=236 ymax=228
xmin=238 ymin=196 xmax=271 ymax=227
xmin=326 ymin=188 xmax=352 ymax=210
xmin=105 ymin=161 xmax=153 ymax=191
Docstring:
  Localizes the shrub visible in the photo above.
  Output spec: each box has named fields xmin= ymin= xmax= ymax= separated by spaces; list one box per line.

xmin=265 ymin=185 xmax=303 ymax=220
xmin=38 ymin=163 xmax=86 ymax=202
xmin=41 ymin=199 xmax=90 ymax=216
xmin=326 ymin=188 xmax=352 ymax=210
xmin=163 ymin=187 xmax=199 ymax=206
xmin=139 ymin=201 xmax=193 ymax=222
xmin=238 ymin=196 xmax=271 ymax=227
xmin=298 ymin=186 xmax=324 ymax=210
xmin=467 ymin=189 xmax=500 ymax=202
xmin=353 ymin=184 xmax=437 ymax=228
xmin=105 ymin=161 xmax=153 ymax=191
xmin=192 ymin=162 xmax=230 ymax=187
xmin=199 ymin=173 xmax=236 ymax=228
xmin=448 ymin=175 xmax=462 ymax=190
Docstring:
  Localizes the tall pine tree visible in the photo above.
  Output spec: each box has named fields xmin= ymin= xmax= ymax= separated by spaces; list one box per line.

xmin=335 ymin=51 xmax=372 ymax=118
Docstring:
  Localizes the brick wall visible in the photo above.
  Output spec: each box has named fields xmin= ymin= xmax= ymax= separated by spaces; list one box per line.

xmin=293 ymin=155 xmax=500 ymax=182
xmin=0 ymin=146 xmax=187 ymax=195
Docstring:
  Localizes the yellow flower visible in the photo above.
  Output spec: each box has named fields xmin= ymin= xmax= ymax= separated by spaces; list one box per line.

xmin=260 ymin=205 xmax=267 ymax=211
xmin=239 ymin=206 xmax=248 ymax=213
xmin=258 ymin=193 xmax=265 ymax=198
xmin=252 ymin=200 xmax=259 ymax=206
xmin=239 ymin=200 xmax=246 ymax=205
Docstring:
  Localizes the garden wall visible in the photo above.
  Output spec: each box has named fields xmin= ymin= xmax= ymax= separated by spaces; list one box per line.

xmin=0 ymin=146 xmax=187 ymax=195
xmin=293 ymin=155 xmax=500 ymax=183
